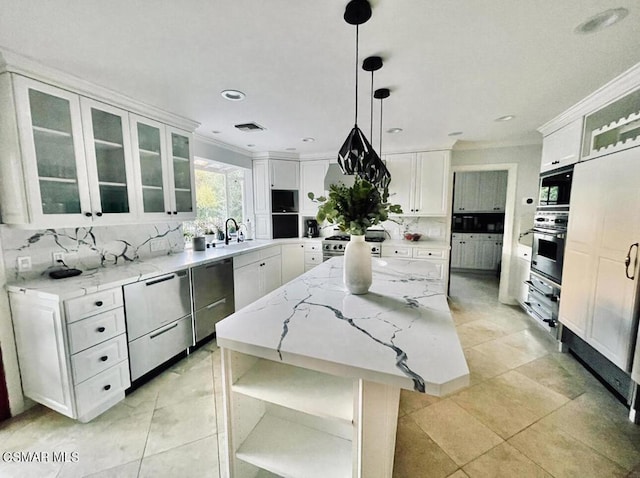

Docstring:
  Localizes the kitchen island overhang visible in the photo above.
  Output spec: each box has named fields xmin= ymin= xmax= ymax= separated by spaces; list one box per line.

xmin=217 ymin=257 xmax=469 ymax=478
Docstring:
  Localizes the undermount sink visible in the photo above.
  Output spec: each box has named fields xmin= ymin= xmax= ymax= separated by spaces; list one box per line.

xmin=215 ymin=241 xmax=255 ymax=250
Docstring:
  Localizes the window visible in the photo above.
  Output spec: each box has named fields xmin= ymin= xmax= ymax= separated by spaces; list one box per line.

xmin=183 ymin=159 xmax=248 ymax=239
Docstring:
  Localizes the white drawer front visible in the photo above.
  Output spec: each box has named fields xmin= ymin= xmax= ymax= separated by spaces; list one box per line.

xmin=71 ymin=334 xmax=128 ymax=384
xmin=304 ymin=242 xmax=322 ymax=252
xmin=382 ymin=246 xmax=411 ymax=258
xmin=75 ymin=361 xmax=130 ymax=419
xmin=304 ymin=252 xmax=323 ymax=266
xmin=65 ymin=288 xmax=123 ymax=323
xmin=413 ymin=248 xmax=446 ymax=260
xmin=67 ymin=308 xmax=126 ymax=354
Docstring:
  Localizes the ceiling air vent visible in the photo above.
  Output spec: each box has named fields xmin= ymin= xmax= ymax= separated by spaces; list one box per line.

xmin=234 ymin=122 xmax=265 ymax=132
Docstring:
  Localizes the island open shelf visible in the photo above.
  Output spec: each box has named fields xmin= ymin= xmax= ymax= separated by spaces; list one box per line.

xmin=217 ymin=257 xmax=469 ymax=478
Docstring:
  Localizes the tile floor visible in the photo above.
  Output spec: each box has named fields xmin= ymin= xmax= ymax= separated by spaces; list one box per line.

xmin=1 ymin=272 xmax=639 ymax=477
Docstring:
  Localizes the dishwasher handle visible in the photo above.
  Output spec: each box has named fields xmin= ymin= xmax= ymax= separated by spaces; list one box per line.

xmin=145 ymin=274 xmax=175 ymax=286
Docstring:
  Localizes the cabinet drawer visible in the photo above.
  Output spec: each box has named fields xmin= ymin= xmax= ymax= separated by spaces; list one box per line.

xmin=195 ymin=296 xmax=234 ymax=342
xmin=234 ymin=246 xmax=281 ymax=269
xmin=74 ymin=360 xmax=130 ymax=419
xmin=65 ymin=288 xmax=123 ymax=323
xmin=304 ymin=252 xmax=323 ymax=266
xmin=413 ymin=248 xmax=446 ymax=260
xmin=304 ymin=242 xmax=322 ymax=252
xmin=128 ymin=315 xmax=193 ymax=381
xmin=382 ymin=246 xmax=411 ymax=258
xmin=67 ymin=307 xmax=126 ymax=354
xmin=71 ymin=334 xmax=128 ymax=384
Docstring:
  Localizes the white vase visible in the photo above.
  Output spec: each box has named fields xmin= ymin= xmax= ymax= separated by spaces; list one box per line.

xmin=343 ymin=235 xmax=372 ymax=294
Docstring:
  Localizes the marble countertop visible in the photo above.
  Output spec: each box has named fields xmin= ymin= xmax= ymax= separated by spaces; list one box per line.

xmin=6 ymin=239 xmax=302 ymax=300
xmin=216 ymin=257 xmax=469 ymax=396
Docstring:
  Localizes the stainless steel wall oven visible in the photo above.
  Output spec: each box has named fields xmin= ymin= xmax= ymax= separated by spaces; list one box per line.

xmin=530 ymin=210 xmax=568 ymax=284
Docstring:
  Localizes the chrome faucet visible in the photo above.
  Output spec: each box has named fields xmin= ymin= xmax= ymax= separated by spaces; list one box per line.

xmin=224 ymin=218 xmax=239 ymax=245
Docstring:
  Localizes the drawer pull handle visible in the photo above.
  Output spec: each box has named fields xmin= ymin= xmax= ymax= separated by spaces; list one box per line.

xmin=103 ymin=385 xmax=111 ymax=391
xmin=97 ymin=327 xmax=106 ymax=333
xmin=145 ymin=274 xmax=175 ymax=286
xmin=100 ymin=356 xmax=108 ymax=362
xmin=95 ymin=301 xmax=103 ymax=307
xmin=206 ymin=298 xmax=227 ymax=310
xmin=150 ymin=322 xmax=179 ymax=339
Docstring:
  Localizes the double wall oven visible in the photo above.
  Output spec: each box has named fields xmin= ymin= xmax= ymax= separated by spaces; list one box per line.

xmin=524 ymin=166 xmax=573 ymax=336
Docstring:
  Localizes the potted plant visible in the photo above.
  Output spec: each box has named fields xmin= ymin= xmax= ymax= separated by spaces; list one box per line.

xmin=309 ymin=177 xmax=402 ymax=294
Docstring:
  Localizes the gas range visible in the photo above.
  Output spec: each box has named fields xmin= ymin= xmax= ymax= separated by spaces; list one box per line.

xmin=322 ymin=233 xmax=385 ymax=259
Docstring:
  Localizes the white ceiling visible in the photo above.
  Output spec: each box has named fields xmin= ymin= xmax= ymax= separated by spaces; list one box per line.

xmin=1 ymin=0 xmax=639 ymax=157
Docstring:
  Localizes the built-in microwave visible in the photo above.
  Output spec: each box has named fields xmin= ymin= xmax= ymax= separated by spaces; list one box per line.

xmin=538 ymin=166 xmax=573 ymax=209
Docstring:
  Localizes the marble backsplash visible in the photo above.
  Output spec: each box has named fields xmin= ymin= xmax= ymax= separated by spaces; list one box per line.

xmin=1 ymin=223 xmax=184 ymax=282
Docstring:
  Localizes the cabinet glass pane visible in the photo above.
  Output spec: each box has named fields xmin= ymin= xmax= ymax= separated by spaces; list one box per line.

xmin=175 ymin=190 xmax=193 ymax=212
xmin=100 ymin=184 xmax=129 ymax=213
xmin=142 ymin=188 xmax=165 ymax=213
xmin=39 ymin=180 xmax=81 ymax=214
xmin=173 ymin=159 xmax=191 ymax=190
xmin=171 ymin=133 xmax=190 ymax=159
xmin=91 ymin=108 xmax=129 ymax=213
xmin=28 ymin=89 xmax=82 ymax=213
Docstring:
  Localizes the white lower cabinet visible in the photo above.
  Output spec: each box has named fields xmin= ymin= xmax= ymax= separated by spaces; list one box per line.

xmin=304 ymin=240 xmax=323 ymax=271
xmin=450 ymin=234 xmax=502 ymax=271
xmin=233 ymin=246 xmax=282 ymax=310
xmin=222 ymin=350 xmax=399 ymax=478
xmin=9 ymin=288 xmax=130 ymax=422
xmin=382 ymin=244 xmax=449 ymax=282
xmin=281 ymin=243 xmax=305 ymax=283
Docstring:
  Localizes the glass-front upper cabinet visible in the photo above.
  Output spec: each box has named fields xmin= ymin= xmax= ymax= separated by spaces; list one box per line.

xmin=167 ymin=127 xmax=196 ymax=219
xmin=80 ymin=98 xmax=137 ymax=221
xmin=13 ymin=76 xmax=93 ymax=226
xmin=130 ymin=115 xmax=172 ymax=220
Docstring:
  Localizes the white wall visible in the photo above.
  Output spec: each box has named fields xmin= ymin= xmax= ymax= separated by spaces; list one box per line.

xmin=452 ymin=144 xmax=541 ymax=302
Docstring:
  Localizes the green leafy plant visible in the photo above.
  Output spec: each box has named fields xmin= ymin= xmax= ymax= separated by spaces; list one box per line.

xmin=308 ymin=177 xmax=402 ymax=235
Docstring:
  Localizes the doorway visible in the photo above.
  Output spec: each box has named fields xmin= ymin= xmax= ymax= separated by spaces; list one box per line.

xmin=0 ymin=346 xmax=11 ymax=422
xmin=449 ymin=164 xmax=518 ymax=304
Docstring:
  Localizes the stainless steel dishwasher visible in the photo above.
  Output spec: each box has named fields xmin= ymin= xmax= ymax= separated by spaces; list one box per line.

xmin=192 ymin=258 xmax=234 ymax=342
xmin=123 ymin=269 xmax=192 ymax=381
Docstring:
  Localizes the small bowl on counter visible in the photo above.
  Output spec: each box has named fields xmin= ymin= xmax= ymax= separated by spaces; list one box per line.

xmin=403 ymin=233 xmax=422 ymax=242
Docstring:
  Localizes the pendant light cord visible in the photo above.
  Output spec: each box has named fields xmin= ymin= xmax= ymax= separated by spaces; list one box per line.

xmin=354 ymin=24 xmax=359 ymax=125
xmin=370 ymin=71 xmax=374 ymax=140
xmin=379 ymin=97 xmax=383 ymax=153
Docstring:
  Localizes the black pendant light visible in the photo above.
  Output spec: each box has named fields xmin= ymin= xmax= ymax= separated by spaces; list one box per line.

xmin=337 ymin=0 xmax=391 ymax=190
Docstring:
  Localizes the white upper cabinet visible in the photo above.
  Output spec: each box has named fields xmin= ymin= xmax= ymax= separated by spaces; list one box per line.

xmin=80 ymin=98 xmax=137 ymax=222
xmin=454 ymin=171 xmax=506 ymax=213
xmin=299 ymin=160 xmax=328 ymax=215
xmin=270 ymin=159 xmax=299 ymax=189
xmin=0 ymin=73 xmax=197 ymax=227
xmin=386 ymin=151 xmax=450 ymax=216
xmin=540 ymin=118 xmax=582 ymax=173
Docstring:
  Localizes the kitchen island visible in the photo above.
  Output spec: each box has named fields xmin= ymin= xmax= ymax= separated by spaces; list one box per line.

xmin=216 ymin=257 xmax=469 ymax=478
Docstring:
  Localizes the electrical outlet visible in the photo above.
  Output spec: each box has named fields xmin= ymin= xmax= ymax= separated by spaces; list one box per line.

xmin=52 ymin=251 xmax=65 ymax=265
xmin=17 ymin=256 xmax=31 ymax=272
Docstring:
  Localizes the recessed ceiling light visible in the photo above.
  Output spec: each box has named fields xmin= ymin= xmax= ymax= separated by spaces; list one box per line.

xmin=448 ymin=131 xmax=463 ymax=136
xmin=247 ymin=144 xmax=255 ymax=147
xmin=387 ymin=128 xmax=403 ymax=134
xmin=211 ymin=130 xmax=221 ymax=134
xmin=495 ymin=115 xmax=515 ymax=122
xmin=302 ymin=137 xmax=315 ymax=142
xmin=286 ymin=147 xmax=297 ymax=151
xmin=575 ymin=8 xmax=628 ymax=34
xmin=221 ymin=89 xmax=246 ymax=101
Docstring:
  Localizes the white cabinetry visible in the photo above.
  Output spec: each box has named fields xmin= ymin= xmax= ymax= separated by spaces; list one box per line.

xmin=385 ymin=151 xmax=450 ymax=216
xmin=540 ymin=118 xmax=583 ymax=173
xmin=270 ymin=160 xmax=300 ymax=189
xmin=233 ymin=246 xmax=282 ymax=310
xmin=0 ymin=73 xmax=196 ymax=227
xmin=381 ymin=244 xmax=449 ymax=282
xmin=451 ymin=234 xmax=502 ymax=270
xmin=299 ymin=160 xmax=328 ymax=215
xmin=453 ymin=171 xmax=507 ymax=212
xmin=559 ymin=148 xmax=640 ymax=370
xmin=9 ymin=288 xmax=130 ymax=422
xmin=281 ymin=243 xmax=305 ymax=284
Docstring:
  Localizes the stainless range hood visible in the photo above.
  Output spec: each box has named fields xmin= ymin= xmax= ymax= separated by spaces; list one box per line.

xmin=324 ymin=163 xmax=355 ymax=190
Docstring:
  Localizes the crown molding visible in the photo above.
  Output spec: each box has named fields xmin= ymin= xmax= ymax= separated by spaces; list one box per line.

xmin=452 ymin=138 xmax=542 ymax=151
xmin=538 ymin=61 xmax=640 ymax=137
xmin=193 ymin=133 xmax=254 ymax=156
xmin=0 ymin=47 xmax=200 ymax=132
xmin=251 ymin=151 xmax=300 ymax=161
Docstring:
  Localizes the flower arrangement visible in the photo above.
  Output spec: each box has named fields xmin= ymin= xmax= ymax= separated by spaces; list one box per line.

xmin=308 ymin=177 xmax=402 ymax=235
